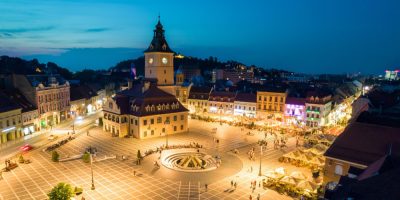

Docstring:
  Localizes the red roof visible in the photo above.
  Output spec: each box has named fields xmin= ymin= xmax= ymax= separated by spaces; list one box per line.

xmin=324 ymin=122 xmax=400 ymax=166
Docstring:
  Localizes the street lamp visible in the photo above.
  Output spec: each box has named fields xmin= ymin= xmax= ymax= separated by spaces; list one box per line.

xmin=164 ymin=119 xmax=170 ymax=148
xmin=258 ymin=139 xmax=267 ymax=176
xmin=90 ymin=152 xmax=95 ymax=190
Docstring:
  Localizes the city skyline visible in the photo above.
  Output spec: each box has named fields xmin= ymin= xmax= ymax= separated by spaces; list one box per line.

xmin=0 ymin=0 xmax=399 ymax=74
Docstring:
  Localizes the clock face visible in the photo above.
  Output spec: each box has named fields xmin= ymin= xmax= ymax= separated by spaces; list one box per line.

xmin=148 ymin=58 xmax=153 ymax=64
xmin=162 ymin=57 xmax=168 ymax=64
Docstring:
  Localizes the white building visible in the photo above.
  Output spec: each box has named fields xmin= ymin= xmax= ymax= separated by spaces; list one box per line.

xmin=234 ymin=93 xmax=257 ymax=118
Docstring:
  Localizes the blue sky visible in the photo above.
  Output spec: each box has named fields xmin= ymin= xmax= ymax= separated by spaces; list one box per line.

xmin=0 ymin=0 xmax=399 ymax=74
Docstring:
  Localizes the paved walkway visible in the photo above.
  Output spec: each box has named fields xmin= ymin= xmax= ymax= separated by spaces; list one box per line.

xmin=0 ymin=118 xmax=307 ymax=199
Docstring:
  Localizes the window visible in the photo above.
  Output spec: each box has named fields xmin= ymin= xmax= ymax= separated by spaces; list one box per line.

xmin=130 ymin=119 xmax=133 ymax=124
xmin=275 ymin=97 xmax=278 ymax=102
xmin=151 ymin=130 xmax=154 ymax=135
xmin=135 ymin=120 xmax=138 ymax=125
xmin=162 ymin=128 xmax=165 ymax=133
xmin=258 ymin=96 xmax=261 ymax=101
xmin=143 ymin=120 xmax=147 ymax=126
xmin=173 ymin=115 xmax=177 ymax=121
xmin=180 ymin=125 xmax=184 ymax=130
xmin=335 ymin=165 xmax=343 ymax=175
xmin=180 ymin=115 xmax=184 ymax=120
xmin=164 ymin=69 xmax=166 ymax=74
xmin=143 ymin=131 xmax=147 ymax=137
xmin=150 ymin=118 xmax=154 ymax=124
xmin=157 ymin=117 xmax=162 ymax=123
xmin=174 ymin=126 xmax=177 ymax=131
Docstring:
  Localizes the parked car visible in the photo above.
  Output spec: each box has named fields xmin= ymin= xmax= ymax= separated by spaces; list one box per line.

xmin=20 ymin=144 xmax=33 ymax=152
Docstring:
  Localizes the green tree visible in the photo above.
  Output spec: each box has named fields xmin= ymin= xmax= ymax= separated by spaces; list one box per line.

xmin=51 ymin=151 xmax=60 ymax=162
xmin=47 ymin=182 xmax=73 ymax=200
xmin=82 ymin=152 xmax=90 ymax=163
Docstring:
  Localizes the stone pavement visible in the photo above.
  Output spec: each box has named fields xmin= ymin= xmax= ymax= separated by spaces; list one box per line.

xmin=0 ymin=119 xmax=310 ymax=200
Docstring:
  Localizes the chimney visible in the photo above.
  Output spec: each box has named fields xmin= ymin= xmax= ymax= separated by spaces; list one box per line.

xmin=142 ymin=81 xmax=150 ymax=93
xmin=128 ymin=79 xmax=133 ymax=89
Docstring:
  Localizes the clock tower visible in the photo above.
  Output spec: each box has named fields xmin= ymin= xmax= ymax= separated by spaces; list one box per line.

xmin=144 ymin=17 xmax=174 ymax=86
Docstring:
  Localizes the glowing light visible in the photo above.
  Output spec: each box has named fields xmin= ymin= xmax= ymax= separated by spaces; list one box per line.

xmin=2 ymin=126 xmax=16 ymax=133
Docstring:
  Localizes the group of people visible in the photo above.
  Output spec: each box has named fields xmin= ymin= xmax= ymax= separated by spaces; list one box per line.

xmin=247 ymin=147 xmax=256 ymax=160
xmin=144 ymin=142 xmax=204 ymax=157
xmin=273 ymin=137 xmax=287 ymax=149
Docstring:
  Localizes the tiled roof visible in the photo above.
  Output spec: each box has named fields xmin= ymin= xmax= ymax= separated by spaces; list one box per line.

xmin=235 ymin=93 xmax=256 ymax=103
xmin=188 ymin=86 xmax=212 ymax=100
xmin=1 ymin=89 xmax=36 ymax=112
xmin=209 ymin=91 xmax=236 ymax=102
xmin=285 ymin=97 xmax=306 ymax=105
xmin=0 ymin=91 xmax=21 ymax=112
xmin=114 ymin=83 xmax=188 ymax=117
xmin=324 ymin=122 xmax=400 ymax=166
xmin=70 ymin=85 xmax=97 ymax=101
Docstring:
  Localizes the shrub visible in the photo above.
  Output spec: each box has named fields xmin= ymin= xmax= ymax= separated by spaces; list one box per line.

xmin=18 ymin=155 xmax=24 ymax=163
xmin=82 ymin=152 xmax=91 ymax=163
xmin=48 ymin=182 xmax=73 ymax=200
xmin=51 ymin=151 xmax=59 ymax=162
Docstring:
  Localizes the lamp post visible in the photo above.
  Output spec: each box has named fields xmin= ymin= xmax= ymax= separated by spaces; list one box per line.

xmin=90 ymin=153 xmax=95 ymax=190
xmin=258 ymin=139 xmax=267 ymax=176
xmin=164 ymin=119 xmax=170 ymax=148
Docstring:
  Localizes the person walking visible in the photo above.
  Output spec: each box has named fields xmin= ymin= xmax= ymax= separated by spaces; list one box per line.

xmin=249 ymin=195 xmax=252 ymax=200
xmin=234 ymin=182 xmax=237 ymax=189
xmin=205 ymin=183 xmax=208 ymax=191
xmin=257 ymin=193 xmax=260 ymax=200
xmin=231 ymin=180 xmax=234 ymax=188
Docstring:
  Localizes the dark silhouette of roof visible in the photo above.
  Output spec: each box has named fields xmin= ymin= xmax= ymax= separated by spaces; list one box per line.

xmin=235 ymin=93 xmax=256 ymax=103
xmin=209 ymin=91 xmax=236 ymax=102
xmin=0 ymin=91 xmax=20 ymax=112
xmin=70 ymin=85 xmax=97 ymax=101
xmin=1 ymin=89 xmax=36 ymax=112
xmin=144 ymin=17 xmax=173 ymax=53
xmin=113 ymin=82 xmax=187 ymax=116
xmin=285 ymin=97 xmax=306 ymax=105
xmin=188 ymin=86 xmax=212 ymax=100
xmin=324 ymin=122 xmax=400 ymax=166
xmin=328 ymin=155 xmax=400 ymax=200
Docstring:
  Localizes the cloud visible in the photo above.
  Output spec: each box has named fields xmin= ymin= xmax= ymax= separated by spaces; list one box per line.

xmin=84 ymin=27 xmax=111 ymax=33
xmin=0 ymin=26 xmax=56 ymax=33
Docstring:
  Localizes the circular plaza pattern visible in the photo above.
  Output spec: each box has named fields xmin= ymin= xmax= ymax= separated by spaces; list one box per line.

xmin=161 ymin=149 xmax=218 ymax=172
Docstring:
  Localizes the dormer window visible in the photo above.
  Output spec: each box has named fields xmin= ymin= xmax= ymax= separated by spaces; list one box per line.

xmin=162 ymin=44 xmax=167 ymax=50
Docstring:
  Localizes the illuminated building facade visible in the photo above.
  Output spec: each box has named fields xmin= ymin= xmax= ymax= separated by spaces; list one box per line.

xmin=284 ymin=97 xmax=306 ymax=123
xmin=305 ymin=92 xmax=332 ymax=127
xmin=257 ymin=88 xmax=288 ymax=119
xmin=234 ymin=93 xmax=257 ymax=118
xmin=102 ymin=82 xmax=188 ymax=139
xmin=208 ymin=91 xmax=236 ymax=115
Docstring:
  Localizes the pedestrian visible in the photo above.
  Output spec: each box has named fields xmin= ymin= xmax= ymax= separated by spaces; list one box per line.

xmin=133 ymin=170 xmax=136 ymax=176
xmin=234 ymin=182 xmax=237 ymax=189
xmin=231 ymin=180 xmax=233 ymax=188
xmin=258 ymin=181 xmax=261 ymax=188
xmin=250 ymin=166 xmax=253 ymax=173
xmin=205 ymin=183 xmax=208 ymax=191
xmin=249 ymin=195 xmax=252 ymax=200
xmin=257 ymin=193 xmax=260 ymax=200
xmin=87 ymin=131 xmax=89 ymax=136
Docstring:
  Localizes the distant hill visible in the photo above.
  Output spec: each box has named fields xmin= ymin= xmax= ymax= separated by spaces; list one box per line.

xmin=0 ymin=56 xmax=73 ymax=79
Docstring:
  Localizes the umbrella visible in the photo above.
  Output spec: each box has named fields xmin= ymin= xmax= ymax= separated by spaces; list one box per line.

xmin=283 ymin=152 xmax=297 ymax=160
xmin=290 ymin=171 xmax=307 ymax=180
xmin=280 ymin=176 xmax=298 ymax=185
xmin=265 ymin=171 xmax=283 ymax=179
xmin=275 ymin=167 xmax=286 ymax=175
xmin=297 ymin=180 xmax=317 ymax=191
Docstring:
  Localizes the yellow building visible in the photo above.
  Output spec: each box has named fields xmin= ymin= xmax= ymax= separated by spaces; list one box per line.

xmin=0 ymin=92 xmax=23 ymax=144
xmin=103 ymin=82 xmax=188 ymax=139
xmin=257 ymin=88 xmax=288 ymax=118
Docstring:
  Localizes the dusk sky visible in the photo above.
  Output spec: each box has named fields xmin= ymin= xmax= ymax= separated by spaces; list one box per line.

xmin=0 ymin=0 xmax=399 ymax=74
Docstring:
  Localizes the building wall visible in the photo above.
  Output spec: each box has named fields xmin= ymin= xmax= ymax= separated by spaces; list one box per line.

xmin=0 ymin=108 xmax=22 ymax=144
xmin=209 ymin=101 xmax=234 ymax=115
xmin=187 ymin=99 xmax=209 ymax=113
xmin=37 ymin=84 xmax=70 ymax=128
xmin=323 ymin=157 xmax=367 ymax=184
xmin=21 ymin=109 xmax=40 ymax=135
xmin=145 ymin=52 xmax=174 ymax=86
xmin=234 ymin=101 xmax=256 ymax=117
xmin=284 ymin=104 xmax=306 ymax=122
xmin=257 ymin=91 xmax=287 ymax=117
xmin=305 ymin=102 xmax=332 ymax=127
xmin=137 ymin=112 xmax=188 ymax=139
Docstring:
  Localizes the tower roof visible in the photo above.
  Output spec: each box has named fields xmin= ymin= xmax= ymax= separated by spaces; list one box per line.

xmin=144 ymin=17 xmax=174 ymax=53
